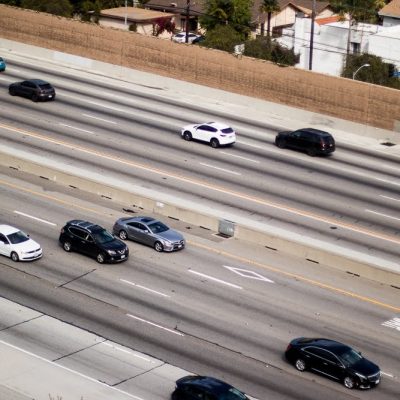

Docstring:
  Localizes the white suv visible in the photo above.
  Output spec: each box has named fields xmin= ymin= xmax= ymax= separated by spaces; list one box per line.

xmin=181 ymin=122 xmax=236 ymax=148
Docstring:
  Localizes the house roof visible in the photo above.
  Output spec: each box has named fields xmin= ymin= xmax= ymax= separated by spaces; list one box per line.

xmin=145 ymin=0 xmax=205 ymax=16
xmin=100 ymin=7 xmax=175 ymax=22
xmin=379 ymin=0 xmax=400 ymax=18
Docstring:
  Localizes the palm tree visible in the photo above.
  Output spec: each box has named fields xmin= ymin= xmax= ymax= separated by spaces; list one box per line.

xmin=260 ymin=0 xmax=280 ymax=37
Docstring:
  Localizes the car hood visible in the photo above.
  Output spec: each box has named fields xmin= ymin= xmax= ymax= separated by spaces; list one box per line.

xmin=12 ymin=239 xmax=41 ymax=252
xmin=157 ymin=229 xmax=184 ymax=242
xmin=101 ymin=239 xmax=127 ymax=251
xmin=350 ymin=358 xmax=380 ymax=376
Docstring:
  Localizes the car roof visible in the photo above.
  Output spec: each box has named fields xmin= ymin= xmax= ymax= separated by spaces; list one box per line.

xmin=203 ymin=122 xmax=232 ymax=130
xmin=25 ymin=79 xmax=50 ymax=85
xmin=66 ymin=220 xmax=103 ymax=232
xmin=177 ymin=376 xmax=238 ymax=394
xmin=298 ymin=338 xmax=351 ymax=352
xmin=0 ymin=224 xmax=20 ymax=235
xmin=299 ymin=128 xmax=332 ymax=137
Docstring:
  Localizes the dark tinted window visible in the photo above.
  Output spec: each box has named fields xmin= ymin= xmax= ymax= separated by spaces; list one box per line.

xmin=38 ymin=83 xmax=53 ymax=90
xmin=221 ymin=128 xmax=233 ymax=133
xmin=69 ymin=227 xmax=88 ymax=239
xmin=337 ymin=348 xmax=363 ymax=367
xmin=7 ymin=231 xmax=29 ymax=244
xmin=148 ymin=221 xmax=168 ymax=234
xmin=22 ymin=81 xmax=34 ymax=88
xmin=92 ymin=229 xmax=114 ymax=244
xmin=129 ymin=222 xmax=146 ymax=231
xmin=0 ymin=233 xmax=8 ymax=243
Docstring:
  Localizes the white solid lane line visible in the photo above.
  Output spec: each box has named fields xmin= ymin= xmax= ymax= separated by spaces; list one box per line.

xmin=14 ymin=211 xmax=56 ymax=226
xmin=0 ymin=339 xmax=145 ymax=400
xmin=126 ymin=314 xmax=184 ymax=336
xmin=376 ymin=177 xmax=400 ymax=186
xmin=82 ymin=113 xmax=117 ymax=124
xmin=120 ymin=279 xmax=170 ymax=298
xmin=101 ymin=342 xmax=155 ymax=362
xmin=189 ymin=270 xmax=242 ymax=289
xmin=219 ymin=151 xmax=260 ymax=163
xmin=59 ymin=123 xmax=94 ymax=134
xmin=380 ymin=195 xmax=400 ymax=202
xmin=236 ymin=140 xmax=264 ymax=149
xmin=365 ymin=209 xmax=400 ymax=221
xmin=199 ymin=163 xmax=241 ymax=176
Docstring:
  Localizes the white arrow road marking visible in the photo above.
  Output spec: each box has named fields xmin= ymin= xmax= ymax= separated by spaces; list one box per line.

xmin=223 ymin=265 xmax=274 ymax=283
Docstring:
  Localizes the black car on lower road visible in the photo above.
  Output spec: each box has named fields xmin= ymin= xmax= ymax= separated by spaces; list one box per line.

xmin=275 ymin=127 xmax=335 ymax=156
xmin=285 ymin=337 xmax=381 ymax=389
xmin=59 ymin=220 xmax=129 ymax=263
xmin=9 ymin=78 xmax=55 ymax=102
xmin=172 ymin=376 xmax=249 ymax=400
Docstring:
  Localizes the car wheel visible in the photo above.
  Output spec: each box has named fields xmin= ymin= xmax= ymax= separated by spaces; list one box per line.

xmin=295 ymin=358 xmax=307 ymax=371
xmin=183 ymin=131 xmax=192 ymax=141
xmin=154 ymin=241 xmax=164 ymax=252
xmin=276 ymin=138 xmax=286 ymax=148
xmin=63 ymin=241 xmax=72 ymax=252
xmin=343 ymin=376 xmax=356 ymax=389
xmin=210 ymin=138 xmax=220 ymax=148
xmin=307 ymin=147 xmax=317 ymax=156
xmin=118 ymin=230 xmax=128 ymax=240
xmin=10 ymin=252 xmax=19 ymax=262
xmin=32 ymin=94 xmax=39 ymax=102
xmin=96 ymin=253 xmax=105 ymax=264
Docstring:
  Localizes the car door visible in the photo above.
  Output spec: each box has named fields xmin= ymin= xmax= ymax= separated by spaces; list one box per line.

xmin=19 ymin=81 xmax=34 ymax=98
xmin=0 ymin=233 xmax=11 ymax=257
xmin=195 ymin=125 xmax=214 ymax=142
xmin=287 ymin=130 xmax=303 ymax=149
xmin=126 ymin=222 xmax=147 ymax=244
xmin=305 ymin=347 xmax=342 ymax=381
xmin=69 ymin=227 xmax=89 ymax=255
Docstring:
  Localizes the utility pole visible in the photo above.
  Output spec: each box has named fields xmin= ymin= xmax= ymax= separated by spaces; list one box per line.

xmin=309 ymin=0 xmax=316 ymax=70
xmin=185 ymin=0 xmax=190 ymax=43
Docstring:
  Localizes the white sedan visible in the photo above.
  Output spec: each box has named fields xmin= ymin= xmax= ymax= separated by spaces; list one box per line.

xmin=0 ymin=224 xmax=42 ymax=262
xmin=172 ymin=32 xmax=201 ymax=43
xmin=181 ymin=122 xmax=236 ymax=148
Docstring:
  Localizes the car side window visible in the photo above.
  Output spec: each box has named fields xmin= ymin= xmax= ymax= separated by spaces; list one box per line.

xmin=129 ymin=222 xmax=146 ymax=231
xmin=306 ymin=347 xmax=338 ymax=364
xmin=292 ymin=131 xmax=302 ymax=138
xmin=69 ymin=227 xmax=87 ymax=240
xmin=0 ymin=233 xmax=8 ymax=243
xmin=198 ymin=125 xmax=211 ymax=131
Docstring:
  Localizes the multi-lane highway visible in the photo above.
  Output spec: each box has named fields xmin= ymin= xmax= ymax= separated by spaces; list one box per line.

xmin=0 ymin=53 xmax=399 ymax=400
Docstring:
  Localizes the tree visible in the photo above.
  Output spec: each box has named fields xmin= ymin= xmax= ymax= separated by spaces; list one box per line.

xmin=342 ymin=53 xmax=400 ymax=90
xmin=21 ymin=0 xmax=74 ymax=17
xmin=260 ymin=0 xmax=280 ymax=37
xmin=201 ymin=24 xmax=243 ymax=52
xmin=200 ymin=0 xmax=252 ymax=38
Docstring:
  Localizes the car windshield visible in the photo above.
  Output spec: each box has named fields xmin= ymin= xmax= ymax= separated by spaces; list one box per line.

xmin=92 ymin=229 xmax=115 ymax=244
xmin=7 ymin=231 xmax=29 ymax=244
xmin=219 ymin=388 xmax=247 ymax=400
xmin=338 ymin=348 xmax=363 ymax=367
xmin=221 ymin=127 xmax=233 ymax=133
xmin=148 ymin=221 xmax=169 ymax=234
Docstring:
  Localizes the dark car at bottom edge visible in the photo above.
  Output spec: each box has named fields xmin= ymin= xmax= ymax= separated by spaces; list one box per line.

xmin=59 ymin=220 xmax=129 ymax=263
xmin=285 ymin=338 xmax=381 ymax=389
xmin=172 ymin=376 xmax=249 ymax=400
xmin=275 ymin=128 xmax=335 ymax=156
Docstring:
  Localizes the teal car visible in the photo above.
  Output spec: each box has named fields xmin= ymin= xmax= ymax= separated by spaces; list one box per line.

xmin=0 ymin=57 xmax=5 ymax=72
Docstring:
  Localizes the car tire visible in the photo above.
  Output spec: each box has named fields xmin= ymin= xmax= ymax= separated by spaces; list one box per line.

xmin=32 ymin=94 xmax=39 ymax=102
xmin=183 ymin=131 xmax=192 ymax=141
xmin=118 ymin=230 xmax=128 ymax=240
xmin=276 ymin=138 xmax=286 ymax=148
xmin=10 ymin=252 xmax=19 ymax=262
xmin=63 ymin=241 xmax=72 ymax=252
xmin=210 ymin=138 xmax=220 ymax=148
xmin=295 ymin=358 xmax=307 ymax=371
xmin=96 ymin=253 xmax=105 ymax=264
xmin=343 ymin=376 xmax=356 ymax=389
xmin=154 ymin=241 xmax=164 ymax=252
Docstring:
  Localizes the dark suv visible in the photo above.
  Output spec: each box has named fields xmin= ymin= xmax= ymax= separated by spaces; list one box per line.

xmin=59 ymin=220 xmax=129 ymax=263
xmin=275 ymin=128 xmax=335 ymax=156
xmin=9 ymin=79 xmax=55 ymax=102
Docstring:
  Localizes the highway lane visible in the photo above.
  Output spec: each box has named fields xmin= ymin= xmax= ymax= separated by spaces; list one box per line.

xmin=0 ymin=169 xmax=399 ymax=400
xmin=1 ymin=59 xmax=400 ymax=268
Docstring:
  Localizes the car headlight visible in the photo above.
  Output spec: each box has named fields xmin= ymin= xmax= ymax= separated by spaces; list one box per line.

xmin=107 ymin=250 xmax=116 ymax=255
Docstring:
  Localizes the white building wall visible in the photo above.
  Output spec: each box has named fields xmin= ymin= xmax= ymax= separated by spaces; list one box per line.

xmin=382 ymin=16 xmax=400 ymax=27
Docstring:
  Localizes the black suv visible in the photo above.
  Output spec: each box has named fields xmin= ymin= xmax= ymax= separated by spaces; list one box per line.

xmin=59 ymin=220 xmax=129 ymax=263
xmin=275 ymin=128 xmax=335 ymax=156
xmin=9 ymin=79 xmax=55 ymax=102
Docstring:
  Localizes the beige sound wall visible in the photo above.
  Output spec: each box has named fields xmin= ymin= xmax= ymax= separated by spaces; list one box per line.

xmin=0 ymin=5 xmax=399 ymax=132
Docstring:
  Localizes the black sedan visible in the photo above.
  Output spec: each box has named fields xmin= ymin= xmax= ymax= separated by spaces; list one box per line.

xmin=285 ymin=338 xmax=381 ymax=389
xmin=172 ymin=375 xmax=249 ymax=400
xmin=9 ymin=79 xmax=55 ymax=102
